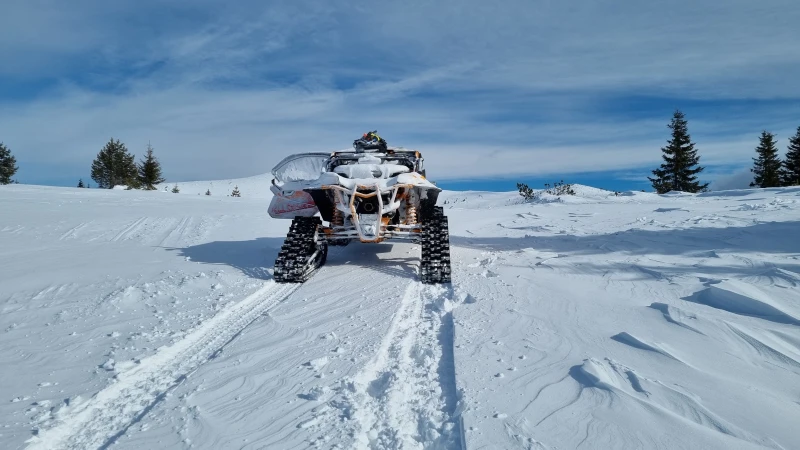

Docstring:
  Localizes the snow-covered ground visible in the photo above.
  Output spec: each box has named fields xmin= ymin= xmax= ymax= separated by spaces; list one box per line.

xmin=1 ymin=181 xmax=799 ymax=450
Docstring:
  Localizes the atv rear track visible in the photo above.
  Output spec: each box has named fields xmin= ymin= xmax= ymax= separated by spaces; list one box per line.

xmin=420 ymin=207 xmax=452 ymax=284
xmin=273 ymin=210 xmax=452 ymax=284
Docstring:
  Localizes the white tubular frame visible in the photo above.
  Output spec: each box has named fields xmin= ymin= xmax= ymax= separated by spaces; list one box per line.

xmin=321 ymin=183 xmax=422 ymax=243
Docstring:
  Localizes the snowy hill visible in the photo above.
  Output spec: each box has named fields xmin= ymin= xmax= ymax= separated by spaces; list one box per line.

xmin=156 ymin=172 xmax=275 ymax=198
xmin=1 ymin=180 xmax=799 ymax=450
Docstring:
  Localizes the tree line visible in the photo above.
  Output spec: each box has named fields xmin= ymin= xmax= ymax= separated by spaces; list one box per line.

xmin=0 ymin=138 xmax=166 ymax=189
xmin=648 ymin=110 xmax=800 ymax=193
xmin=89 ymin=138 xmax=165 ymax=189
xmin=0 ymin=142 xmax=18 ymax=185
xmin=4 ymin=120 xmax=800 ymax=192
xmin=86 ymin=137 xmax=242 ymax=196
xmin=1 ymin=137 xmax=245 ymax=196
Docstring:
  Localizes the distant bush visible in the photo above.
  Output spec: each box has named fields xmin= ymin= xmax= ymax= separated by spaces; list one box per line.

xmin=171 ymin=184 xmax=180 ymax=193
xmin=516 ymin=182 xmax=536 ymax=200
xmin=518 ymin=180 xmax=576 ymax=201
xmin=231 ymin=186 xmax=241 ymax=197
xmin=543 ymin=180 xmax=576 ymax=196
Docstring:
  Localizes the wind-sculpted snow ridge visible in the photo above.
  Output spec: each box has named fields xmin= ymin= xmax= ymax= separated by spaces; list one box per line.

xmin=684 ymin=280 xmax=800 ymax=326
xmin=648 ymin=302 xmax=705 ymax=335
xmin=569 ymin=358 xmax=784 ymax=449
xmin=25 ymin=282 xmax=298 ymax=450
xmin=445 ymin=184 xmax=800 ymax=449
xmin=3 ymin=183 xmax=800 ymax=450
xmin=610 ymin=332 xmax=685 ymax=363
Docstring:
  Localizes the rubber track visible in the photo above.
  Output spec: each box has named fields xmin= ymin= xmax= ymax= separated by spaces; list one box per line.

xmin=421 ymin=207 xmax=452 ymax=284
xmin=274 ymin=217 xmax=327 ymax=283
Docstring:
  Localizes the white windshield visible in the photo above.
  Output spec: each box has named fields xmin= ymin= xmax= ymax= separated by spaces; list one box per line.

xmin=271 ymin=153 xmax=330 ymax=182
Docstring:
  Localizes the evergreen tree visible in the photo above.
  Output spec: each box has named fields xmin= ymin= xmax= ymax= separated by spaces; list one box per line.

xmin=231 ymin=185 xmax=241 ymax=197
xmin=77 ymin=178 xmax=85 ymax=188
xmin=91 ymin=138 xmax=138 ymax=188
xmin=137 ymin=143 xmax=165 ymax=190
xmin=0 ymin=142 xmax=19 ymax=185
xmin=648 ymin=110 xmax=708 ymax=193
xmin=205 ymin=189 xmax=211 ymax=196
xmin=171 ymin=184 xmax=180 ymax=193
xmin=750 ymin=131 xmax=783 ymax=188
xmin=782 ymin=126 xmax=800 ymax=186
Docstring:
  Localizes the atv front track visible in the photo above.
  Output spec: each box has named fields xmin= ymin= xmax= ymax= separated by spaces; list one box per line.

xmin=274 ymin=217 xmax=328 ymax=283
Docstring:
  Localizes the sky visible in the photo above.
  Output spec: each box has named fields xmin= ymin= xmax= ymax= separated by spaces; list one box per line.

xmin=1 ymin=0 xmax=799 ymax=192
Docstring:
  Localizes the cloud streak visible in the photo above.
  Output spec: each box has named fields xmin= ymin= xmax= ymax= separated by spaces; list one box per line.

xmin=2 ymin=0 xmax=800 ymax=186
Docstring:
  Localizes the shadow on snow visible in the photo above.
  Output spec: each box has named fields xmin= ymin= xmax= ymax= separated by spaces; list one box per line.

xmin=171 ymin=238 xmax=421 ymax=281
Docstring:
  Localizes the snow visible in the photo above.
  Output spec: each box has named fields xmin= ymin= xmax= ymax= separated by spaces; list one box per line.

xmin=156 ymin=172 xmax=275 ymax=198
xmin=1 ymin=182 xmax=799 ymax=450
xmin=271 ymin=153 xmax=331 ymax=183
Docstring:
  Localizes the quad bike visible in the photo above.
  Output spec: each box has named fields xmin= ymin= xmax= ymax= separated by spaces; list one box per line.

xmin=268 ymin=146 xmax=451 ymax=284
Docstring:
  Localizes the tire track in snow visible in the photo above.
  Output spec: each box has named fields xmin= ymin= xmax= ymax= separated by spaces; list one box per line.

xmin=157 ymin=216 xmax=191 ymax=247
xmin=25 ymin=281 xmax=299 ymax=450
xmin=334 ymin=282 xmax=464 ymax=450
xmin=58 ymin=222 xmax=90 ymax=241
xmin=111 ymin=218 xmax=148 ymax=242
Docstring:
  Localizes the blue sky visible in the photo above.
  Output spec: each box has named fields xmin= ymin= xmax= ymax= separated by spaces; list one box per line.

xmin=2 ymin=0 xmax=799 ymax=191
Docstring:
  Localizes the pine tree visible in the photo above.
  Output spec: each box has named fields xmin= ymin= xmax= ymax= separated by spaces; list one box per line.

xmin=205 ymin=189 xmax=211 ymax=196
xmin=171 ymin=184 xmax=180 ymax=193
xmin=648 ymin=110 xmax=708 ymax=193
xmin=231 ymin=185 xmax=241 ymax=197
xmin=782 ymin=126 xmax=800 ymax=186
xmin=750 ymin=131 xmax=783 ymax=188
xmin=91 ymin=138 xmax=138 ymax=188
xmin=77 ymin=179 xmax=85 ymax=188
xmin=0 ymin=142 xmax=19 ymax=185
xmin=137 ymin=143 xmax=165 ymax=190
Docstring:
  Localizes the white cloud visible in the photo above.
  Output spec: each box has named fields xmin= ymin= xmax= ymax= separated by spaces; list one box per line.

xmin=711 ymin=170 xmax=755 ymax=191
xmin=5 ymin=82 xmax=793 ymax=184
xmin=2 ymin=0 xmax=800 ymax=184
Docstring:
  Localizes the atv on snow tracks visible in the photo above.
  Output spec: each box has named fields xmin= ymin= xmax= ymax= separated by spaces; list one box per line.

xmin=268 ymin=147 xmax=451 ymax=284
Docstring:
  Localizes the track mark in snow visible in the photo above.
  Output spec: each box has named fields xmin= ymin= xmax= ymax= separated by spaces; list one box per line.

xmin=158 ymin=216 xmax=191 ymax=247
xmin=58 ymin=222 xmax=89 ymax=241
xmin=327 ymin=283 xmax=464 ymax=449
xmin=25 ymin=281 xmax=298 ymax=450
xmin=111 ymin=217 xmax=147 ymax=242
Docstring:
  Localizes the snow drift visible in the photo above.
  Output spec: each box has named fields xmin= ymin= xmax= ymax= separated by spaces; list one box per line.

xmin=1 ymin=181 xmax=799 ymax=450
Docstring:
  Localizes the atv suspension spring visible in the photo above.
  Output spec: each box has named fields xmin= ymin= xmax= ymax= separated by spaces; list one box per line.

xmin=406 ymin=203 xmax=417 ymax=225
xmin=332 ymin=206 xmax=344 ymax=227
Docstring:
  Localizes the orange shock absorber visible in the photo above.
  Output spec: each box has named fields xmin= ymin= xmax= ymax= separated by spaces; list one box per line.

xmin=406 ymin=200 xmax=417 ymax=225
xmin=332 ymin=206 xmax=344 ymax=227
